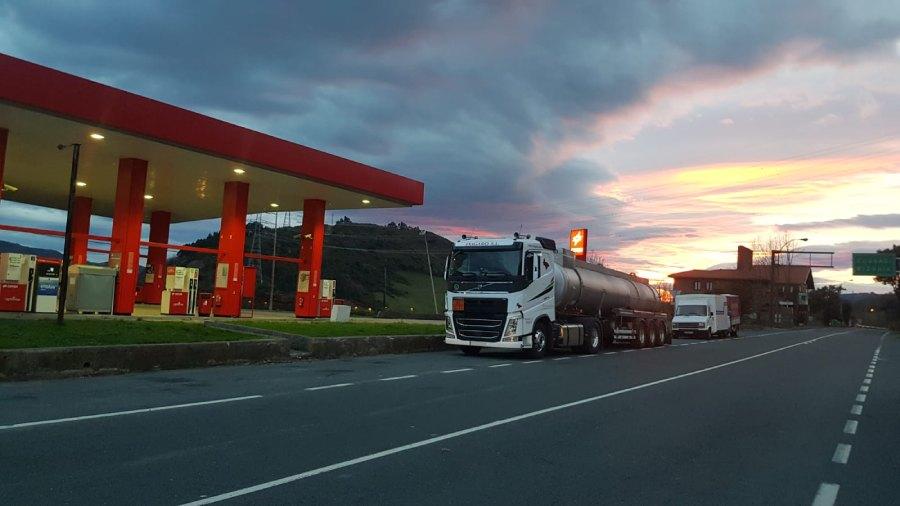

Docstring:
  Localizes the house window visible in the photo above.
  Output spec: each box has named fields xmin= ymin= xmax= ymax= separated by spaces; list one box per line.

xmin=706 ymin=281 xmax=713 ymax=292
xmin=693 ymin=281 xmax=701 ymax=291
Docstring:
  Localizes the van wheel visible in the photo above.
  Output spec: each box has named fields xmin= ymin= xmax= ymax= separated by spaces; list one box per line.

xmin=460 ymin=346 xmax=481 ymax=356
xmin=527 ymin=323 xmax=549 ymax=358
xmin=578 ymin=323 xmax=601 ymax=354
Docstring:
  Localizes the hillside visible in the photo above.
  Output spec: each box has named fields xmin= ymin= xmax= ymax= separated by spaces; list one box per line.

xmin=0 ymin=240 xmax=61 ymax=259
xmin=170 ymin=218 xmax=452 ymax=316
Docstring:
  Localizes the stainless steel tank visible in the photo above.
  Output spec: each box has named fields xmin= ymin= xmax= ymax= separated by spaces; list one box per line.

xmin=552 ymin=255 xmax=661 ymax=316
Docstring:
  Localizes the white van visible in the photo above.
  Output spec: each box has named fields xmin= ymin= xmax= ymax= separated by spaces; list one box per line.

xmin=672 ymin=294 xmax=740 ymax=338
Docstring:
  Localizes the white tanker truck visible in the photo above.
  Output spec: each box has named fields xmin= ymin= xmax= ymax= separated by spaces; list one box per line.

xmin=444 ymin=234 xmax=670 ymax=357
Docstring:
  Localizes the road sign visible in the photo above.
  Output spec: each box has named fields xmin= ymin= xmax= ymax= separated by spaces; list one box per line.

xmin=852 ymin=253 xmax=897 ymax=277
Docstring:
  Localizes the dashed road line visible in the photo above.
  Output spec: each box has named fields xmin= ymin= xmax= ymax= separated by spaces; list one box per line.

xmin=305 ymin=383 xmax=354 ymax=391
xmin=379 ymin=375 xmax=418 ymax=382
xmin=441 ymin=368 xmax=474 ymax=374
xmin=850 ymin=404 xmax=863 ymax=415
xmin=832 ymin=443 xmax=852 ymax=464
xmin=812 ymin=482 xmax=840 ymax=506
xmin=603 ymin=352 xmax=616 ymax=355
xmin=0 ymin=395 xmax=263 ymax=431
xmin=843 ymin=420 xmax=858 ymax=435
xmin=489 ymin=363 xmax=512 ymax=368
xmin=862 ymin=378 xmax=871 ymax=384
xmin=860 ymin=385 xmax=869 ymax=393
xmin=553 ymin=357 xmax=572 ymax=361
xmin=856 ymin=394 xmax=867 ymax=403
xmin=522 ymin=360 xmax=543 ymax=364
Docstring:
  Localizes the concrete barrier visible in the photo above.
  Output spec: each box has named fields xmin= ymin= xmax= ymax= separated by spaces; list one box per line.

xmin=0 ymin=338 xmax=290 ymax=381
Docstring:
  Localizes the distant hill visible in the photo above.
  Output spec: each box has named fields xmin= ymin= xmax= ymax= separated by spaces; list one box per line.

xmin=0 ymin=240 xmax=62 ymax=259
xmin=171 ymin=218 xmax=453 ymax=316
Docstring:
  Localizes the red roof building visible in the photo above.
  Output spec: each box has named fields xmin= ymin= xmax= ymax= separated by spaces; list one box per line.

xmin=670 ymin=246 xmax=815 ymax=326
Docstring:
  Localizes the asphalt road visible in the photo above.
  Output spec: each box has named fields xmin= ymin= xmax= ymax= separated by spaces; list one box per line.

xmin=1 ymin=327 xmax=896 ymax=505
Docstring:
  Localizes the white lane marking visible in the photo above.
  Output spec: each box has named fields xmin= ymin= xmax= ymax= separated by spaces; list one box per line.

xmin=0 ymin=395 xmax=263 ymax=431
xmin=180 ymin=330 xmax=848 ymax=506
xmin=489 ymin=363 xmax=511 ymax=368
xmin=843 ymin=420 xmax=858 ymax=435
xmin=832 ymin=443 xmax=852 ymax=464
xmin=305 ymin=383 xmax=354 ymax=391
xmin=379 ymin=375 xmax=418 ymax=382
xmin=603 ymin=352 xmax=616 ymax=355
xmin=850 ymin=405 xmax=863 ymax=415
xmin=860 ymin=385 xmax=869 ymax=393
xmin=856 ymin=394 xmax=867 ymax=402
xmin=553 ymin=357 xmax=572 ymax=361
xmin=623 ymin=349 xmax=635 ymax=353
xmin=578 ymin=354 xmax=595 ymax=358
xmin=441 ymin=368 xmax=473 ymax=374
xmin=863 ymin=378 xmax=871 ymax=384
xmin=865 ymin=373 xmax=873 ymax=379
xmin=522 ymin=360 xmax=543 ymax=364
xmin=812 ymin=483 xmax=840 ymax=506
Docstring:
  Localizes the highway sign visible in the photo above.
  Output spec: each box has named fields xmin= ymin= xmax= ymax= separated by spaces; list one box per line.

xmin=852 ymin=253 xmax=897 ymax=277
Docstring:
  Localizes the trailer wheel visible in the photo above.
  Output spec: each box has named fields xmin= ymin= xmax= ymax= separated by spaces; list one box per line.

xmin=635 ymin=322 xmax=648 ymax=348
xmin=653 ymin=323 xmax=663 ymax=347
xmin=578 ymin=323 xmax=601 ymax=354
xmin=460 ymin=346 xmax=481 ymax=356
xmin=527 ymin=322 xmax=549 ymax=358
xmin=664 ymin=324 xmax=672 ymax=345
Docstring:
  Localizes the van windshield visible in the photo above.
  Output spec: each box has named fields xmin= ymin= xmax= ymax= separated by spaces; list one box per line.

xmin=676 ymin=304 xmax=708 ymax=316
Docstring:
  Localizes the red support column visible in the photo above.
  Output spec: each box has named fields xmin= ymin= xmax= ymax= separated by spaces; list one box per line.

xmin=137 ymin=210 xmax=171 ymax=304
xmin=0 ymin=128 xmax=7 ymax=201
xmin=295 ymin=199 xmax=326 ymax=318
xmin=213 ymin=181 xmax=249 ymax=317
xmin=109 ymin=158 xmax=148 ymax=315
xmin=69 ymin=196 xmax=92 ymax=265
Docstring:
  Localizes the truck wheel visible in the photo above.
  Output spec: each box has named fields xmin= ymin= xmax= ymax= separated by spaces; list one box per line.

xmin=654 ymin=323 xmax=664 ymax=347
xmin=664 ymin=325 xmax=672 ymax=345
xmin=460 ymin=346 xmax=481 ymax=356
xmin=732 ymin=326 xmax=739 ymax=337
xmin=527 ymin=323 xmax=549 ymax=358
xmin=578 ymin=323 xmax=601 ymax=354
xmin=635 ymin=322 xmax=648 ymax=348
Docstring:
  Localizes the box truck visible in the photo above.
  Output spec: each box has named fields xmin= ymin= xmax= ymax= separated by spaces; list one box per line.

xmin=671 ymin=294 xmax=740 ymax=339
xmin=444 ymin=234 xmax=670 ymax=357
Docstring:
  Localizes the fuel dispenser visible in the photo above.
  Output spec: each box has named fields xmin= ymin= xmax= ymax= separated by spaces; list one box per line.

xmin=160 ymin=266 xmax=199 ymax=315
xmin=0 ymin=253 xmax=36 ymax=312
xmin=319 ymin=279 xmax=335 ymax=318
xmin=32 ymin=258 xmax=61 ymax=313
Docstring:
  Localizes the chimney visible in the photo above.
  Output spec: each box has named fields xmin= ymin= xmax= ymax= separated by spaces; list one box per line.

xmin=737 ymin=245 xmax=753 ymax=271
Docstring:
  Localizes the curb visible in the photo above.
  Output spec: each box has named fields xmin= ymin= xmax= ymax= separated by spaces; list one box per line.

xmin=203 ymin=321 xmax=450 ymax=358
xmin=0 ymin=338 xmax=290 ymax=381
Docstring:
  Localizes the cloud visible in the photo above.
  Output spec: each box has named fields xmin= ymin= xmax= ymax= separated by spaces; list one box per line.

xmin=780 ymin=213 xmax=900 ymax=230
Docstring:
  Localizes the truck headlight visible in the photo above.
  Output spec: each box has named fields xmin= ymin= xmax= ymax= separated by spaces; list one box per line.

xmin=502 ymin=314 xmax=521 ymax=341
xmin=445 ymin=315 xmax=454 ymax=334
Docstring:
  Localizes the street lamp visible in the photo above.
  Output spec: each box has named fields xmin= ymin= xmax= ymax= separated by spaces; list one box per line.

xmin=56 ymin=143 xmax=82 ymax=325
xmin=769 ymin=237 xmax=808 ymax=326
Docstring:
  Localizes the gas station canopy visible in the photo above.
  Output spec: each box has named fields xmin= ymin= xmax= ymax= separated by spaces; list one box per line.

xmin=0 ymin=53 xmax=424 ymax=222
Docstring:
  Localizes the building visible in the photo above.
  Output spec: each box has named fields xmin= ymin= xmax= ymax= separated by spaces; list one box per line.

xmin=670 ymin=246 xmax=814 ymax=326
xmin=0 ymin=53 xmax=424 ymax=317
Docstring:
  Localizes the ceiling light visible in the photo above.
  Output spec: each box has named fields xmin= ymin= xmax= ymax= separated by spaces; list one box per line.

xmin=76 ymin=181 xmax=87 ymax=187
xmin=144 ymin=194 xmax=154 ymax=200
xmin=89 ymin=133 xmax=105 ymax=140
xmin=233 ymin=168 xmax=245 ymax=175
xmin=270 ymin=202 xmax=279 ymax=208
xmin=361 ymin=199 xmax=371 ymax=204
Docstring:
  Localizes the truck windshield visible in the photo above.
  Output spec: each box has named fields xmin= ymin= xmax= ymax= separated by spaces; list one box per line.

xmin=676 ymin=304 xmax=708 ymax=316
xmin=447 ymin=248 xmax=521 ymax=279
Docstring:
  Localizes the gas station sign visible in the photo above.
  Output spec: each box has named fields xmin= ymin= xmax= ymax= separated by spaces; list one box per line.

xmin=852 ymin=253 xmax=898 ymax=277
xmin=569 ymin=228 xmax=588 ymax=261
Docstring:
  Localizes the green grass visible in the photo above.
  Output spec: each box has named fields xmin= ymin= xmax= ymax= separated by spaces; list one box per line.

xmin=366 ymin=271 xmax=445 ymax=316
xmin=237 ymin=320 xmax=444 ymax=337
xmin=0 ymin=320 xmax=253 ymax=349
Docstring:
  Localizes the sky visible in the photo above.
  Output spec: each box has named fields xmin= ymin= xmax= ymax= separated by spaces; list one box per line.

xmin=0 ymin=0 xmax=899 ymax=292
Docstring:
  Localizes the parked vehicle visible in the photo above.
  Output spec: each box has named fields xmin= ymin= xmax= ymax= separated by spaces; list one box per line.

xmin=444 ymin=234 xmax=670 ymax=357
xmin=671 ymin=294 xmax=740 ymax=339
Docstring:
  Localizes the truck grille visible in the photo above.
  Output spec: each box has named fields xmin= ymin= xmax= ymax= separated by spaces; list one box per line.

xmin=454 ymin=315 xmax=505 ymax=341
xmin=673 ymin=322 xmax=702 ymax=329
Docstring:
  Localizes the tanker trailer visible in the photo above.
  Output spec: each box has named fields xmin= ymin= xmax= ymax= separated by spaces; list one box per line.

xmin=444 ymin=234 xmax=670 ymax=357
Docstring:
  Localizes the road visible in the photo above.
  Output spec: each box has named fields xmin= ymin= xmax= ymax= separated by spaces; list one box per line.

xmin=0 ymin=327 xmax=896 ymax=505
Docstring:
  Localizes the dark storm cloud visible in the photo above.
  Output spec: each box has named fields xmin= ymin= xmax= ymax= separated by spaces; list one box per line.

xmin=780 ymin=213 xmax=900 ymax=231
xmin=1 ymin=0 xmax=898 ymax=243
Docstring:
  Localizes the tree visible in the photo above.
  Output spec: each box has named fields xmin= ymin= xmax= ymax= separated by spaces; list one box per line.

xmin=874 ymin=244 xmax=899 ymax=307
xmin=808 ymin=285 xmax=843 ymax=325
xmin=751 ymin=232 xmax=802 ymax=266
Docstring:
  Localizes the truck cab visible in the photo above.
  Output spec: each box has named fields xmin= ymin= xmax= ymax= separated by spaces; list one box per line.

xmin=443 ymin=235 xmax=557 ymax=356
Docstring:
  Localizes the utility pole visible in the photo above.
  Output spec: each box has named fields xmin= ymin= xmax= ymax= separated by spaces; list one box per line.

xmin=383 ymin=265 xmax=387 ymax=311
xmin=56 ymin=143 xmax=81 ymax=325
xmin=268 ymin=211 xmax=278 ymax=311
xmin=421 ymin=229 xmax=438 ymax=314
